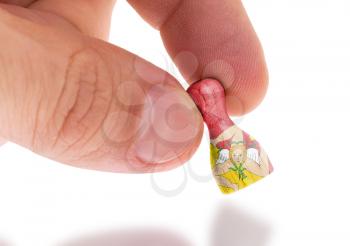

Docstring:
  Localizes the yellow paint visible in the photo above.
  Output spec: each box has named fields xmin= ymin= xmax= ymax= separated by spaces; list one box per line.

xmin=210 ymin=144 xmax=265 ymax=194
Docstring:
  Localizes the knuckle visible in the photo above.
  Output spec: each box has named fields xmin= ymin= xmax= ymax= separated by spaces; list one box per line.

xmin=44 ymin=48 xmax=113 ymax=158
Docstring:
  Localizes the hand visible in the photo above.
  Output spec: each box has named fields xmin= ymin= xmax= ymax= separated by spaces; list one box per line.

xmin=0 ymin=0 xmax=267 ymax=173
xmin=247 ymin=148 xmax=260 ymax=165
xmin=216 ymin=149 xmax=230 ymax=164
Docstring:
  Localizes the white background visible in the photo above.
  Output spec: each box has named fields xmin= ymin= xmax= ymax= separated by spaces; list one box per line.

xmin=1 ymin=0 xmax=350 ymax=245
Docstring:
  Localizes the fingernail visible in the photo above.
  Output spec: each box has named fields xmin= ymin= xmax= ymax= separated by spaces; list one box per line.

xmin=134 ymin=84 xmax=202 ymax=164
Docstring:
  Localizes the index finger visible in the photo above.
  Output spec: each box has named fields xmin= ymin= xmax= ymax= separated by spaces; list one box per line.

xmin=128 ymin=0 xmax=268 ymax=115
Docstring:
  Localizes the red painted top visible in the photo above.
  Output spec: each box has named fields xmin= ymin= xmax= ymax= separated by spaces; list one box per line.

xmin=187 ymin=79 xmax=234 ymax=140
xmin=187 ymin=79 xmax=259 ymax=151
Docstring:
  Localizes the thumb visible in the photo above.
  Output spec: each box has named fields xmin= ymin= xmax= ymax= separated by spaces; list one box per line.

xmin=0 ymin=6 xmax=203 ymax=173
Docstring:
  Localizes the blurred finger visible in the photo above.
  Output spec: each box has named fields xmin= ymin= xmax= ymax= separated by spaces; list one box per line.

xmin=30 ymin=0 xmax=116 ymax=39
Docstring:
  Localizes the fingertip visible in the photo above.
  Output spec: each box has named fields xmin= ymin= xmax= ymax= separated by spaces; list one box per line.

xmin=129 ymin=126 xmax=203 ymax=173
xmin=130 ymin=82 xmax=204 ymax=172
xmin=226 ymin=63 xmax=269 ymax=116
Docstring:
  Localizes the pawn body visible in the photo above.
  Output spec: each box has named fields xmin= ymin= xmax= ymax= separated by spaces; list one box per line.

xmin=187 ymin=79 xmax=273 ymax=194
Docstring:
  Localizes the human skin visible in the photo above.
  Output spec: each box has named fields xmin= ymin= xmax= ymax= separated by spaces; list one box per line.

xmin=0 ymin=0 xmax=268 ymax=173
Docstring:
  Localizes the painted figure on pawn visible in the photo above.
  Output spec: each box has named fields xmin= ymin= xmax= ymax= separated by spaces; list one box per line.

xmin=187 ymin=79 xmax=273 ymax=194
